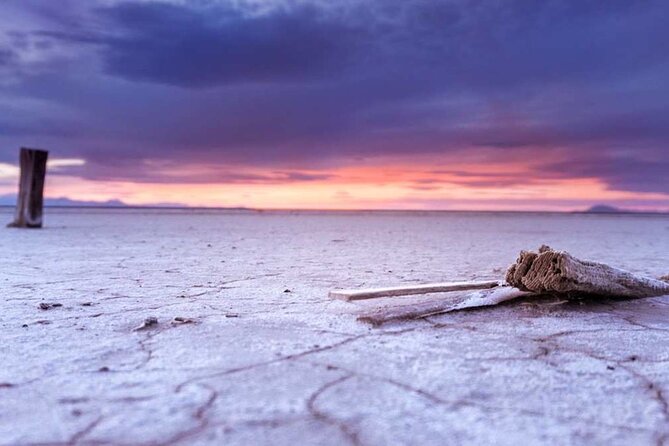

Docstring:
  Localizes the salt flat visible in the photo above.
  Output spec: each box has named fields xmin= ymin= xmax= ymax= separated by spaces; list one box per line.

xmin=1 ymin=208 xmax=669 ymax=446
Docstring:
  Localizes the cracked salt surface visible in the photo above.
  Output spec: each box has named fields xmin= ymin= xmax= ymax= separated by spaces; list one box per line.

xmin=1 ymin=208 xmax=669 ymax=445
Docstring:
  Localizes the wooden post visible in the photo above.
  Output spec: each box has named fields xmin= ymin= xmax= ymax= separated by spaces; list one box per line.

xmin=7 ymin=148 xmax=49 ymax=228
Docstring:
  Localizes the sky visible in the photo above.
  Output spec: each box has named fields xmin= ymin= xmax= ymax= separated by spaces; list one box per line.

xmin=0 ymin=0 xmax=668 ymax=211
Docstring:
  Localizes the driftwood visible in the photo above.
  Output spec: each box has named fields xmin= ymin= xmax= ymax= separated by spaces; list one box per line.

xmin=506 ymin=245 xmax=669 ymax=298
xmin=331 ymin=246 xmax=669 ymax=325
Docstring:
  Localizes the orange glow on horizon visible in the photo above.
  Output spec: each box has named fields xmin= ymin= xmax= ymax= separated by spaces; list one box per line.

xmin=1 ymin=155 xmax=667 ymax=212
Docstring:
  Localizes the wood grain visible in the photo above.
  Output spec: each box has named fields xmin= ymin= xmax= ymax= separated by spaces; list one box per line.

xmin=329 ymin=280 xmax=500 ymax=301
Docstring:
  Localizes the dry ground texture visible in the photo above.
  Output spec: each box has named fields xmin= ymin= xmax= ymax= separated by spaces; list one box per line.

xmin=2 ymin=209 xmax=669 ymax=446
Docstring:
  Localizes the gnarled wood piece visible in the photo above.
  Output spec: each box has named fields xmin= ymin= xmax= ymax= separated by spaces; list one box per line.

xmin=506 ymin=245 xmax=669 ymax=298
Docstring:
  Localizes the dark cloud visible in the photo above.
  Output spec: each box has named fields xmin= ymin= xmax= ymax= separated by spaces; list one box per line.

xmin=543 ymin=153 xmax=669 ymax=194
xmin=426 ymin=170 xmax=545 ymax=189
xmin=0 ymin=48 xmax=16 ymax=66
xmin=38 ymin=1 xmax=367 ymax=87
xmin=0 ymin=119 xmax=77 ymax=137
xmin=32 ymin=0 xmax=669 ymax=90
xmin=48 ymin=157 xmax=337 ymax=184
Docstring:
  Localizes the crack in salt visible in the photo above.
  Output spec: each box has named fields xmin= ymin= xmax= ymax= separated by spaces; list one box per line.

xmin=306 ymin=375 xmax=361 ymax=446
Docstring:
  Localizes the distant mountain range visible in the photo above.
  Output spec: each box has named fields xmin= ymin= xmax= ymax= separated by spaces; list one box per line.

xmin=0 ymin=195 xmax=254 ymax=210
xmin=0 ymin=195 xmax=173 ymax=207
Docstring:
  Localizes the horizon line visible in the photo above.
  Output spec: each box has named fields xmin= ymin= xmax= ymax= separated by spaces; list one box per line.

xmin=1 ymin=204 xmax=667 ymax=216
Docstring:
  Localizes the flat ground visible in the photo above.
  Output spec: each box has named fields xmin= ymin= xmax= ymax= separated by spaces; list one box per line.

xmin=2 ymin=209 xmax=669 ymax=446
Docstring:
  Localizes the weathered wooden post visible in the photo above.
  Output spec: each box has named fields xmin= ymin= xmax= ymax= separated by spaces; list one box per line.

xmin=7 ymin=148 xmax=49 ymax=228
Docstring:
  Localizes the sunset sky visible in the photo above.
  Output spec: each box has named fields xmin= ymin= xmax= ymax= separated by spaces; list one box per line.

xmin=0 ymin=0 xmax=668 ymax=211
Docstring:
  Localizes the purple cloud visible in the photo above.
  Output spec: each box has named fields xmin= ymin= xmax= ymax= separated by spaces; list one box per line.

xmin=0 ymin=0 xmax=667 ymax=200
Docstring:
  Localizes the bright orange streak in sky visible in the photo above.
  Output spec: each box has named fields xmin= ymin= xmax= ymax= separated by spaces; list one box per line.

xmin=1 ymin=157 xmax=665 ymax=212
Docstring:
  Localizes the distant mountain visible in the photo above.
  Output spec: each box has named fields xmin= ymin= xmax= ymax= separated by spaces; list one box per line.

xmin=584 ymin=205 xmax=629 ymax=214
xmin=0 ymin=194 xmax=128 ymax=207
xmin=583 ymin=205 xmax=669 ymax=215
xmin=47 ymin=197 xmax=128 ymax=207
xmin=0 ymin=195 xmax=228 ymax=209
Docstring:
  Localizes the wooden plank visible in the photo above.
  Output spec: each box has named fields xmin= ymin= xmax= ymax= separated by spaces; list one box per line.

xmin=7 ymin=148 xmax=49 ymax=229
xmin=329 ymin=280 xmax=500 ymax=301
